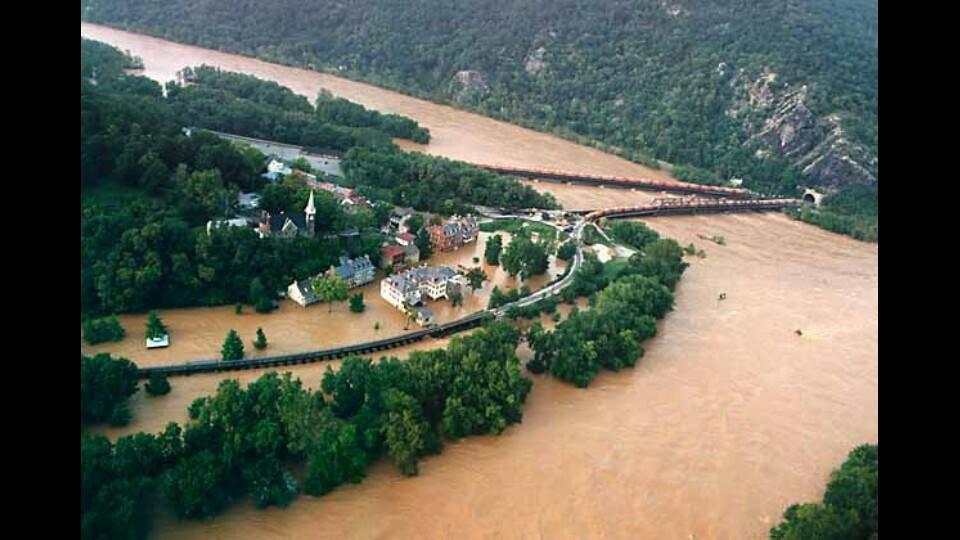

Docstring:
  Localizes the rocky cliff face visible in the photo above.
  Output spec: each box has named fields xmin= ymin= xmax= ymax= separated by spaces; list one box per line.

xmin=448 ymin=70 xmax=491 ymax=105
xmin=731 ymin=70 xmax=877 ymax=191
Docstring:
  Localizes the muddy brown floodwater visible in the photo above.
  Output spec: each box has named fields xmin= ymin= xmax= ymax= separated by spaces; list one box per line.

xmin=81 ymin=23 xmax=878 ymax=540
xmin=81 ymin=232 xmax=564 ymax=367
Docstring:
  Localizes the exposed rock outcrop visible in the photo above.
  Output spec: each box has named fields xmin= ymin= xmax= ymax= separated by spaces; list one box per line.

xmin=449 ymin=70 xmax=491 ymax=104
xmin=731 ymin=70 xmax=877 ymax=191
xmin=525 ymin=46 xmax=547 ymax=76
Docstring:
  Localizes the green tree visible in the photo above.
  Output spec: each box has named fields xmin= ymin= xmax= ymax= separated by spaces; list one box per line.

xmin=382 ymin=389 xmax=429 ymax=476
xmin=449 ymin=289 xmax=463 ymax=307
xmin=83 ymin=315 xmax=127 ymax=345
xmin=484 ymin=234 xmax=503 ymax=265
xmin=440 ymin=323 xmax=532 ymax=439
xmin=405 ymin=213 xmax=424 ymax=234
xmin=303 ymin=413 xmax=367 ymax=496
xmin=630 ymin=239 xmax=689 ymax=290
xmin=312 ymin=273 xmax=350 ymax=313
xmin=402 ymin=302 xmax=418 ymax=330
xmin=145 ymin=371 xmax=171 ymax=396
xmin=221 ymin=329 xmax=244 ymax=361
xmin=249 ymin=277 xmax=276 ymax=313
xmin=415 ymin=227 xmax=433 ymax=260
xmin=607 ymin=221 xmax=660 ymax=250
xmin=243 ymin=457 xmax=298 ymax=509
xmin=81 ymin=353 xmax=140 ymax=425
xmin=161 ymin=450 xmax=233 ymax=519
xmin=176 ymin=169 xmax=238 ymax=222
xmin=253 ymin=327 xmax=268 ymax=350
xmin=145 ymin=311 xmax=167 ymax=340
xmin=349 ymin=292 xmax=365 ymax=313
xmin=556 ymin=241 xmax=577 ymax=261
xmin=464 ymin=267 xmax=487 ymax=293
xmin=501 ymin=235 xmax=549 ymax=280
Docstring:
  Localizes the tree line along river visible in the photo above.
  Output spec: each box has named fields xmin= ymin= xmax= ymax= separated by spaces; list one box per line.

xmin=81 ymin=22 xmax=878 ymax=540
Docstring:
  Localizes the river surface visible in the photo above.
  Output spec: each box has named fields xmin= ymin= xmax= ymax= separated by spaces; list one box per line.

xmin=81 ymin=23 xmax=878 ymax=540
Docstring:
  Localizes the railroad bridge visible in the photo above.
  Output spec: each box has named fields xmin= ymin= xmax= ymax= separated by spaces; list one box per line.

xmin=473 ymin=163 xmax=755 ymax=199
xmin=129 ymin=196 xmax=800 ymax=378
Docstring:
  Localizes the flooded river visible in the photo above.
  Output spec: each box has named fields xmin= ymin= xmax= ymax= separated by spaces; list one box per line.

xmin=81 ymin=23 xmax=878 ymax=540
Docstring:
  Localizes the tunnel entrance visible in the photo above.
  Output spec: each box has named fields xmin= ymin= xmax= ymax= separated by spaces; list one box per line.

xmin=801 ymin=188 xmax=824 ymax=207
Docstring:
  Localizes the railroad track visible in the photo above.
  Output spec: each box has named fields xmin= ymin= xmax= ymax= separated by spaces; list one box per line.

xmin=131 ymin=198 xmax=799 ymax=378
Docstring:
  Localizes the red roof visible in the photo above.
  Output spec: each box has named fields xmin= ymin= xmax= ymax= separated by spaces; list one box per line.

xmin=398 ymin=232 xmax=415 ymax=242
xmin=381 ymin=245 xmax=405 ymax=258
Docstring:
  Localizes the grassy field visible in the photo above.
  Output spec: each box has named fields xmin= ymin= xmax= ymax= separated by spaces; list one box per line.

xmin=479 ymin=218 xmax=560 ymax=241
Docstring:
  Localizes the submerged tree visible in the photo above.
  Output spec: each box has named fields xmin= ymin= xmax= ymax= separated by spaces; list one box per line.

xmin=145 ymin=371 xmax=171 ymax=396
xmin=312 ymin=273 xmax=349 ymax=313
xmin=221 ymin=329 xmax=244 ymax=361
xmin=484 ymin=234 xmax=503 ymax=265
xmin=253 ymin=327 xmax=268 ymax=350
xmin=349 ymin=293 xmax=365 ymax=313
xmin=464 ymin=267 xmax=487 ymax=293
xmin=145 ymin=311 xmax=167 ymax=339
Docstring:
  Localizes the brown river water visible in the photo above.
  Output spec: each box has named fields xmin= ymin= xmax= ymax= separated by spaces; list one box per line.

xmin=81 ymin=23 xmax=878 ymax=540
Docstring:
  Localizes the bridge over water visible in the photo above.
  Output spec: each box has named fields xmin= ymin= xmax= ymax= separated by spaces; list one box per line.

xmin=472 ymin=163 xmax=756 ymax=199
xmin=135 ymin=196 xmax=800 ymax=378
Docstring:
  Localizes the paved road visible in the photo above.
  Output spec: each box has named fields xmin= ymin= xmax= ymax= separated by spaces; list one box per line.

xmin=492 ymin=217 xmax=586 ymax=316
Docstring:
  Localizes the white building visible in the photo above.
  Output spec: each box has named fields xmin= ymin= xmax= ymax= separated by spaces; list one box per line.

xmin=262 ymin=158 xmax=293 ymax=182
xmin=206 ymin=218 xmax=251 ymax=236
xmin=379 ymin=265 xmax=461 ymax=317
xmin=380 ymin=273 xmax=423 ymax=310
xmin=238 ymin=192 xmax=262 ymax=209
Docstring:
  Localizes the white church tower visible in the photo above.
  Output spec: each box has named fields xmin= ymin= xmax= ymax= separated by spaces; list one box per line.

xmin=304 ymin=191 xmax=317 ymax=237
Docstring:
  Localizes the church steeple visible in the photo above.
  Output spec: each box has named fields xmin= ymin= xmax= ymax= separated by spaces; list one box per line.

xmin=304 ymin=191 xmax=316 ymax=236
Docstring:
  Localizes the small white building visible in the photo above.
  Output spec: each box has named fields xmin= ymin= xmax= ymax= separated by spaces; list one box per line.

xmin=146 ymin=335 xmax=170 ymax=349
xmin=206 ymin=218 xmax=251 ymax=236
xmin=262 ymin=158 xmax=293 ymax=182
xmin=287 ymin=279 xmax=320 ymax=307
xmin=238 ymin=192 xmax=262 ymax=209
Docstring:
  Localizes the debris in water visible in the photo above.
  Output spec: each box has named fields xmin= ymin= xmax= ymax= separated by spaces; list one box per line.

xmin=795 ymin=329 xmax=803 ymax=336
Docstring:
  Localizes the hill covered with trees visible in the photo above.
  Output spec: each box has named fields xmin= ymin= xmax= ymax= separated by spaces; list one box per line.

xmin=82 ymin=0 xmax=878 ymax=238
xmin=81 ymin=39 xmax=554 ymax=316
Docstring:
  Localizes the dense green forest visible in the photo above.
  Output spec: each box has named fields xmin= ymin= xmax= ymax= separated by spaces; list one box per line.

xmin=770 ymin=444 xmax=878 ymax=539
xmin=81 ymin=39 xmax=554 ymax=316
xmin=82 ymin=323 xmax=532 ymax=539
xmin=82 ymin=0 xmax=878 ymax=238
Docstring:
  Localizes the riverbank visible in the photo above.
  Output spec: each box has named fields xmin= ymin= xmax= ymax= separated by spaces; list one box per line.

xmin=79 ymin=23 xmax=877 ymax=539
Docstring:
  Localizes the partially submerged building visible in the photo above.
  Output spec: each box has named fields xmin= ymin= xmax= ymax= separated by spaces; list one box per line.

xmin=288 ymin=254 xmax=376 ymax=307
xmin=379 ymin=265 xmax=462 ymax=325
xmin=427 ymin=215 xmax=479 ymax=252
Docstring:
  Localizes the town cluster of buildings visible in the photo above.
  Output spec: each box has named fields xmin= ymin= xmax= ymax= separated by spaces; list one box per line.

xmin=379 ymin=265 xmax=464 ymax=326
xmin=378 ymin=208 xmax=479 ymax=271
xmin=263 ymin=158 xmax=370 ymax=210
xmin=428 ymin=214 xmax=479 ymax=251
xmin=286 ymin=252 xmax=463 ymax=328
xmin=287 ymin=254 xmax=376 ymax=306
xmin=206 ymin=156 xmax=485 ymax=326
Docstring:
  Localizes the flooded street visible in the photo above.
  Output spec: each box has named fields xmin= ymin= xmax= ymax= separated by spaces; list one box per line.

xmin=82 ymin=232 xmax=565 ymax=367
xmin=81 ymin=23 xmax=878 ymax=540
